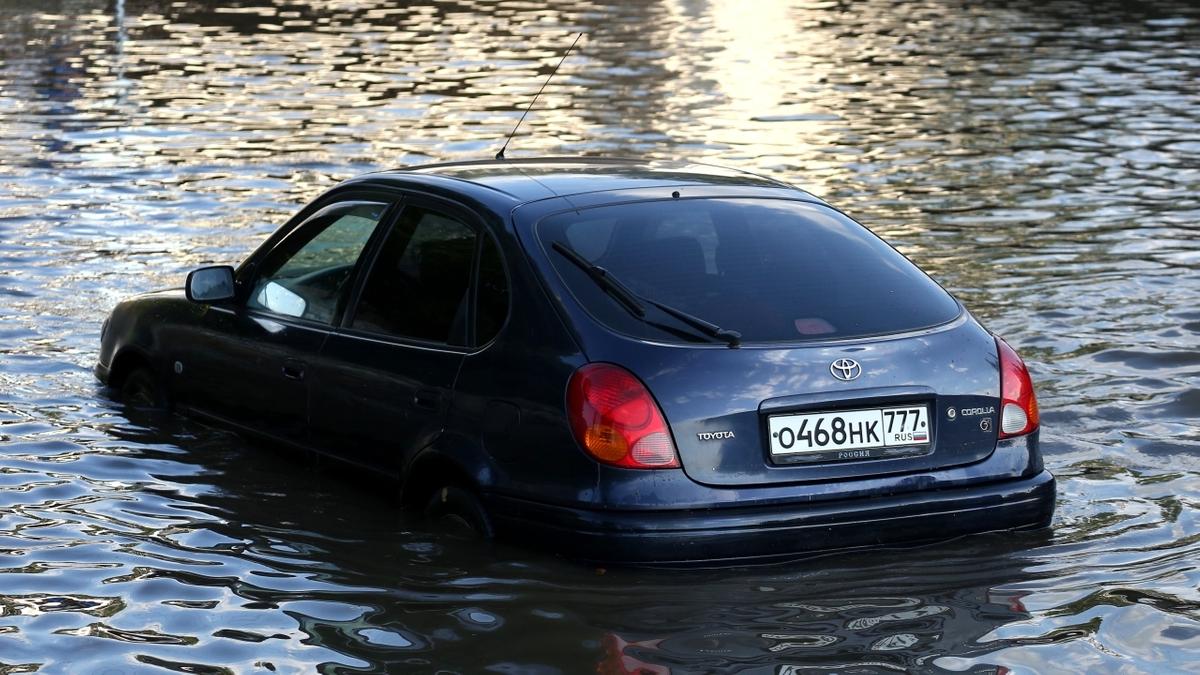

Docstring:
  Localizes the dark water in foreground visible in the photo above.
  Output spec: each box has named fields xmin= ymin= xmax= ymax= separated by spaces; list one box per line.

xmin=1 ymin=0 xmax=1198 ymax=672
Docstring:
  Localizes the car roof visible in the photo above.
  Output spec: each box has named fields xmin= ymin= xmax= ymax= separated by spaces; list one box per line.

xmin=355 ymin=157 xmax=810 ymax=205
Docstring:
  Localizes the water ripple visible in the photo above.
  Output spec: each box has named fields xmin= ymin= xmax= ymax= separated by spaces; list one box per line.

xmin=0 ymin=0 xmax=1197 ymax=672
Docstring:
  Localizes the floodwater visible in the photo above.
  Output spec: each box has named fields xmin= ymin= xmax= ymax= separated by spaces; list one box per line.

xmin=1 ymin=0 xmax=1198 ymax=672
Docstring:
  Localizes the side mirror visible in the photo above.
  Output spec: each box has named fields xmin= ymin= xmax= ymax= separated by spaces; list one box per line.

xmin=185 ymin=265 xmax=236 ymax=303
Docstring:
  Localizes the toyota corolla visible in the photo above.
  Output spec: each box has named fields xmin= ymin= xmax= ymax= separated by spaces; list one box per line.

xmin=96 ymin=158 xmax=1055 ymax=563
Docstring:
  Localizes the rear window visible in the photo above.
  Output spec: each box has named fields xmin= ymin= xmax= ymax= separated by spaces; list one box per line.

xmin=536 ymin=198 xmax=960 ymax=344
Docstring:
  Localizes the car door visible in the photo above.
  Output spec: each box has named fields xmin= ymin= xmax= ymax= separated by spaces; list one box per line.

xmin=177 ymin=198 xmax=393 ymax=446
xmin=307 ymin=197 xmax=483 ymax=471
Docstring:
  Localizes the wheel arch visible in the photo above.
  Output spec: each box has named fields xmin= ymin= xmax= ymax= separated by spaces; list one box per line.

xmin=399 ymin=442 xmax=494 ymax=510
xmin=106 ymin=347 xmax=156 ymax=390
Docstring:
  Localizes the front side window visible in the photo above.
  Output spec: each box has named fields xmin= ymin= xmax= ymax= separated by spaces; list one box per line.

xmin=350 ymin=206 xmax=476 ymax=345
xmin=536 ymin=198 xmax=961 ymax=344
xmin=248 ymin=201 xmax=387 ymax=324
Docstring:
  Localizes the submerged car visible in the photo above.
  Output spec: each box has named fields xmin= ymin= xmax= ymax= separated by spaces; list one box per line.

xmin=96 ymin=158 xmax=1054 ymax=563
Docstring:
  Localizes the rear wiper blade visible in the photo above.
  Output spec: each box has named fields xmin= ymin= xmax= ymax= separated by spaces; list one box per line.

xmin=642 ymin=295 xmax=742 ymax=348
xmin=551 ymin=241 xmax=646 ymax=318
xmin=551 ymin=241 xmax=742 ymax=348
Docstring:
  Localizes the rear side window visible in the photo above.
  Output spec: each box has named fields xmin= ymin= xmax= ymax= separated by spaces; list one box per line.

xmin=475 ymin=234 xmax=508 ymax=344
xmin=536 ymin=198 xmax=960 ymax=344
xmin=350 ymin=206 xmax=475 ymax=345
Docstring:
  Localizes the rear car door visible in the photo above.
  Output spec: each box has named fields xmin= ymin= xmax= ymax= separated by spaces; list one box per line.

xmin=307 ymin=197 xmax=483 ymax=471
xmin=177 ymin=199 xmax=392 ymax=446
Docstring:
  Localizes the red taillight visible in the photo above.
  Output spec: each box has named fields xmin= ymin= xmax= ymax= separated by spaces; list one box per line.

xmin=567 ymin=363 xmax=680 ymax=469
xmin=996 ymin=337 xmax=1040 ymax=438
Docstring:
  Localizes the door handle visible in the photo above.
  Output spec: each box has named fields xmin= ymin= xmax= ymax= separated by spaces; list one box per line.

xmin=413 ymin=388 xmax=444 ymax=410
xmin=281 ymin=359 xmax=306 ymax=381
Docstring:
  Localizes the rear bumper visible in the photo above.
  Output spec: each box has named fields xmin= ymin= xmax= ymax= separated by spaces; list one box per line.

xmin=487 ymin=470 xmax=1055 ymax=564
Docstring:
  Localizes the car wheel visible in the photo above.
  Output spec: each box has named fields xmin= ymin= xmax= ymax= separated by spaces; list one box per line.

xmin=424 ymin=485 xmax=494 ymax=539
xmin=120 ymin=366 xmax=169 ymax=410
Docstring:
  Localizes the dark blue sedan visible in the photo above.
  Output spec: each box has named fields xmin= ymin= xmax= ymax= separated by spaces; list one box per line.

xmin=96 ymin=158 xmax=1054 ymax=563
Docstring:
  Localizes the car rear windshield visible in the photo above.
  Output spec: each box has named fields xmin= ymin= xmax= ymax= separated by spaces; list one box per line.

xmin=535 ymin=198 xmax=961 ymax=344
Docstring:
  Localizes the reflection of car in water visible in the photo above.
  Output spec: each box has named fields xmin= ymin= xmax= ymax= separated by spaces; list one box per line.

xmin=597 ymin=592 xmax=1028 ymax=674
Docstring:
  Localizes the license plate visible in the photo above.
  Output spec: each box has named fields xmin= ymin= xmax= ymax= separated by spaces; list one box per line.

xmin=768 ymin=405 xmax=930 ymax=460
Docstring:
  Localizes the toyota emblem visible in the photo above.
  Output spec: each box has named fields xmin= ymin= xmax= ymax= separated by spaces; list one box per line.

xmin=830 ymin=358 xmax=862 ymax=381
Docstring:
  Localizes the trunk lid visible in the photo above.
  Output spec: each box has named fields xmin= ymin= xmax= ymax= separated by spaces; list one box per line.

xmin=631 ymin=316 xmax=1001 ymax=487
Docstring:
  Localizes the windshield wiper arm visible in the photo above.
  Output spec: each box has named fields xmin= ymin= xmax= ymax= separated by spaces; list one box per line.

xmin=551 ymin=241 xmax=742 ymax=348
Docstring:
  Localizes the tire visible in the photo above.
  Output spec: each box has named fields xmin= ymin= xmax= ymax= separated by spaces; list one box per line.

xmin=120 ymin=366 xmax=169 ymax=411
xmin=424 ymin=485 xmax=494 ymax=539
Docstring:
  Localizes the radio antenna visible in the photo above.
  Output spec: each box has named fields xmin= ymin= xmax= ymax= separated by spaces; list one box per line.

xmin=495 ymin=32 xmax=583 ymax=161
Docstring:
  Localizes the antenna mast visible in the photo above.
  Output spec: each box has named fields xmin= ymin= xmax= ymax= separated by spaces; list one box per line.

xmin=495 ymin=32 xmax=583 ymax=161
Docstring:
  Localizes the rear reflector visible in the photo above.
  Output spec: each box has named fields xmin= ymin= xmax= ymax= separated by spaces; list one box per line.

xmin=567 ymin=363 xmax=681 ymax=469
xmin=996 ymin=337 xmax=1039 ymax=439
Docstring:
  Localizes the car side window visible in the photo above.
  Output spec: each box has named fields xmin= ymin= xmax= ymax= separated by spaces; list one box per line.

xmin=475 ymin=234 xmax=508 ymax=345
xmin=248 ymin=201 xmax=387 ymax=324
xmin=350 ymin=205 xmax=476 ymax=345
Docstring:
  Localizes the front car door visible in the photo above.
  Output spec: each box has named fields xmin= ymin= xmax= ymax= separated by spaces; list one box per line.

xmin=308 ymin=196 xmax=485 ymax=472
xmin=176 ymin=197 xmax=393 ymax=446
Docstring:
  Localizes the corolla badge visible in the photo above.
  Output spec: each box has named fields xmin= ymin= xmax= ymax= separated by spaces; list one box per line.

xmin=830 ymin=358 xmax=862 ymax=381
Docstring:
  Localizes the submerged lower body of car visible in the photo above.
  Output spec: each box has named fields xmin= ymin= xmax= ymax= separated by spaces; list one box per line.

xmin=486 ymin=434 xmax=1054 ymax=565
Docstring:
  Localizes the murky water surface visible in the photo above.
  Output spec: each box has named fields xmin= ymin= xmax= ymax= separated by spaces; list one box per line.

xmin=1 ymin=0 xmax=1198 ymax=672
